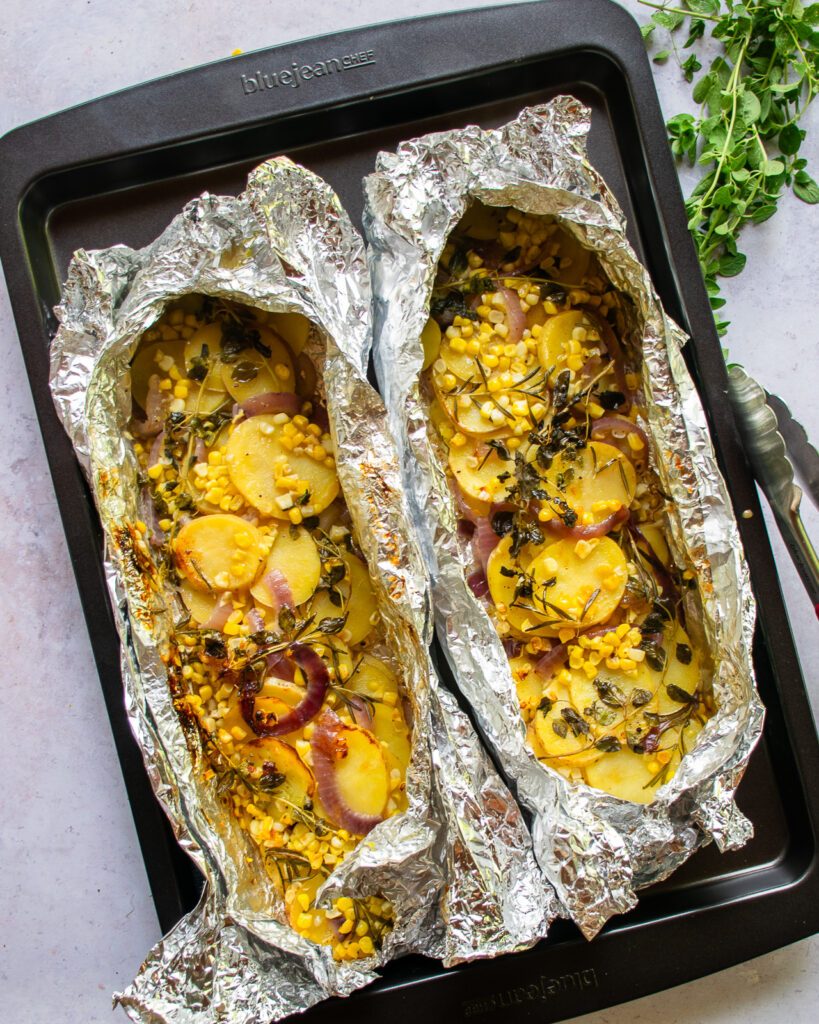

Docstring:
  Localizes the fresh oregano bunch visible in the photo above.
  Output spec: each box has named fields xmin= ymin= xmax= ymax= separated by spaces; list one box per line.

xmin=641 ymin=0 xmax=819 ymax=334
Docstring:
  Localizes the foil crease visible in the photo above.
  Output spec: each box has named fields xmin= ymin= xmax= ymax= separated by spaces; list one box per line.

xmin=50 ymin=158 xmax=546 ymax=1023
xmin=364 ymin=96 xmax=764 ymax=939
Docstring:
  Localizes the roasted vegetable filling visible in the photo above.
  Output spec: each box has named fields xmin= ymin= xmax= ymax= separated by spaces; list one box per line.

xmin=424 ymin=204 xmax=715 ymax=804
xmin=128 ymin=296 xmax=411 ymax=960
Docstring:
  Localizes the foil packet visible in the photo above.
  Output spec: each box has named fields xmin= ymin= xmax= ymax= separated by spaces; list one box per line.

xmin=364 ymin=97 xmax=765 ymax=938
xmin=50 ymin=158 xmax=548 ymax=1023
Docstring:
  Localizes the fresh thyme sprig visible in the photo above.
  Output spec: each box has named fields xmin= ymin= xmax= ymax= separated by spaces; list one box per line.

xmin=641 ymin=0 xmax=819 ymax=335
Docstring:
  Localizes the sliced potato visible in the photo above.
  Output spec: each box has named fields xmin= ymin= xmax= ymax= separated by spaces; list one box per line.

xmin=173 ymin=514 xmax=264 ymax=592
xmin=219 ymin=692 xmax=304 ymax=746
xmin=225 ymin=415 xmax=339 ymax=518
xmin=486 ymin=534 xmax=549 ymax=636
xmin=641 ymin=522 xmax=672 ymax=568
xmin=250 ymin=526 xmax=320 ymax=609
xmin=221 ymin=348 xmax=294 ymax=404
xmin=421 ymin=318 xmax=442 ymax=371
xmin=568 ymin=661 xmax=658 ymax=733
xmin=237 ymin=736 xmax=315 ymax=807
xmin=459 ymin=202 xmax=503 ymax=240
xmin=178 ymin=580 xmax=223 ymax=625
xmin=537 ymin=310 xmax=587 ymax=373
xmin=656 ymin=625 xmax=701 ymax=716
xmin=551 ymin=226 xmax=591 ymax=285
xmin=510 ymin=655 xmax=544 ymax=719
xmin=449 ymin=435 xmax=515 ymax=511
xmin=529 ymin=536 xmax=628 ymax=631
xmin=346 ymin=655 xmax=400 ymax=702
xmin=332 ymin=723 xmax=389 ymax=820
xmin=533 ymin=701 xmax=602 ymax=768
xmin=184 ymin=321 xmax=223 ymax=372
xmin=431 ymin=368 xmax=510 ymax=439
xmin=343 ymin=554 xmax=378 ymax=646
xmin=584 ymin=747 xmax=658 ymax=803
xmin=130 ymin=338 xmax=186 ymax=409
xmin=438 ymin=338 xmax=478 ymax=382
xmin=296 ymin=352 xmax=317 ymax=399
xmin=268 ymin=311 xmax=310 ymax=354
xmin=544 ymin=441 xmax=636 ymax=522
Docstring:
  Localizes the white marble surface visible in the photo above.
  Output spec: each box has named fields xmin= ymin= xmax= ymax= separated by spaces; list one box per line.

xmin=0 ymin=1 xmax=817 ymax=1021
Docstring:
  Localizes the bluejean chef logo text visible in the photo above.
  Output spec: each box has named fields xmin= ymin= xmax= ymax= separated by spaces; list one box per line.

xmin=240 ymin=50 xmax=376 ymax=94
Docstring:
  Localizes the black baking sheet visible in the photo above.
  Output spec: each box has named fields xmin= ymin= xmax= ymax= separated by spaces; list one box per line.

xmin=2 ymin=2 xmax=819 ymax=1021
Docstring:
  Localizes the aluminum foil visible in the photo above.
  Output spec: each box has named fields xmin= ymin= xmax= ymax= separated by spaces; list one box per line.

xmin=364 ymin=96 xmax=765 ymax=939
xmin=50 ymin=158 xmax=548 ymax=1023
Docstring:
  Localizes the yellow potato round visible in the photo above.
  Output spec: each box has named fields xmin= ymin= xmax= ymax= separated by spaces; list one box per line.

xmin=431 ymin=368 xmax=510 ymax=439
xmin=130 ymin=338 xmax=186 ymax=409
xmin=342 ymin=554 xmax=378 ymax=646
xmin=551 ymin=226 xmax=591 ymax=285
xmin=178 ymin=580 xmax=223 ymax=625
xmin=295 ymin=352 xmax=317 ymax=399
xmin=346 ymin=655 xmax=400 ymax=702
xmin=184 ymin=321 xmax=223 ymax=372
xmin=529 ymin=536 xmax=628 ymax=631
xmin=173 ymin=514 xmax=264 ymax=592
xmin=537 ymin=309 xmax=587 ymax=373
xmin=533 ymin=701 xmax=602 ymax=768
xmin=486 ymin=534 xmax=550 ymax=636
xmin=544 ymin=441 xmax=635 ymax=522
xmin=222 ymin=326 xmax=295 ymax=396
xmin=438 ymin=338 xmax=478 ymax=382
xmin=226 ymin=415 xmax=339 ymax=518
xmin=656 ymin=625 xmax=701 ymax=715
xmin=584 ymin=748 xmax=658 ymax=803
xmin=250 ymin=526 xmax=320 ymax=609
xmin=331 ymin=723 xmax=389 ymax=824
xmin=510 ymin=655 xmax=544 ymax=719
xmin=268 ymin=311 xmax=310 ymax=354
xmin=421 ymin=317 xmax=442 ymax=371
xmin=237 ymin=736 xmax=316 ymax=807
xmin=449 ymin=435 xmax=515 ymax=510
xmin=568 ymin=661 xmax=658 ymax=733
xmin=459 ymin=202 xmax=503 ymax=240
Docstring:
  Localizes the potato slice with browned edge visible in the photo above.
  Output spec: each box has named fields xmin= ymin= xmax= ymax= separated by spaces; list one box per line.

xmin=528 ymin=536 xmax=628 ymax=632
xmin=236 ymin=736 xmax=316 ymax=808
xmin=510 ymin=655 xmax=544 ymax=721
xmin=226 ymin=414 xmax=339 ymax=518
xmin=544 ymin=441 xmax=635 ymax=523
xmin=173 ymin=514 xmax=264 ymax=591
xmin=178 ymin=580 xmax=223 ymax=625
xmin=251 ymin=525 xmax=320 ymax=609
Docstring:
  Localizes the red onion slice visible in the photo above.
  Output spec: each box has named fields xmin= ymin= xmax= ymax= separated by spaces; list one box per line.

xmin=590 ymin=416 xmax=649 ymax=465
xmin=346 ymin=694 xmax=375 ymax=731
xmin=240 ymin=391 xmax=302 ymax=418
xmin=310 ymin=710 xmax=386 ymax=835
xmin=262 ymin=568 xmax=294 ymax=614
xmin=133 ymin=375 xmax=170 ymax=438
xmin=472 ymin=516 xmax=499 ymax=571
xmin=265 ymin=649 xmax=296 ymax=681
xmin=246 ymin=607 xmax=265 ymax=633
xmin=467 ymin=569 xmax=490 ymax=599
xmin=533 ymin=625 xmax=616 ymax=679
xmin=499 ymin=287 xmax=526 ymax=343
xmin=241 ymin=643 xmax=328 ymax=736
xmin=542 ymin=505 xmax=628 ymax=540
xmin=204 ymin=596 xmax=233 ymax=631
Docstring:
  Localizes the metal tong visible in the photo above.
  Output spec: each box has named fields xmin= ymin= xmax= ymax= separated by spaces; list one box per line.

xmin=727 ymin=365 xmax=819 ymax=618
